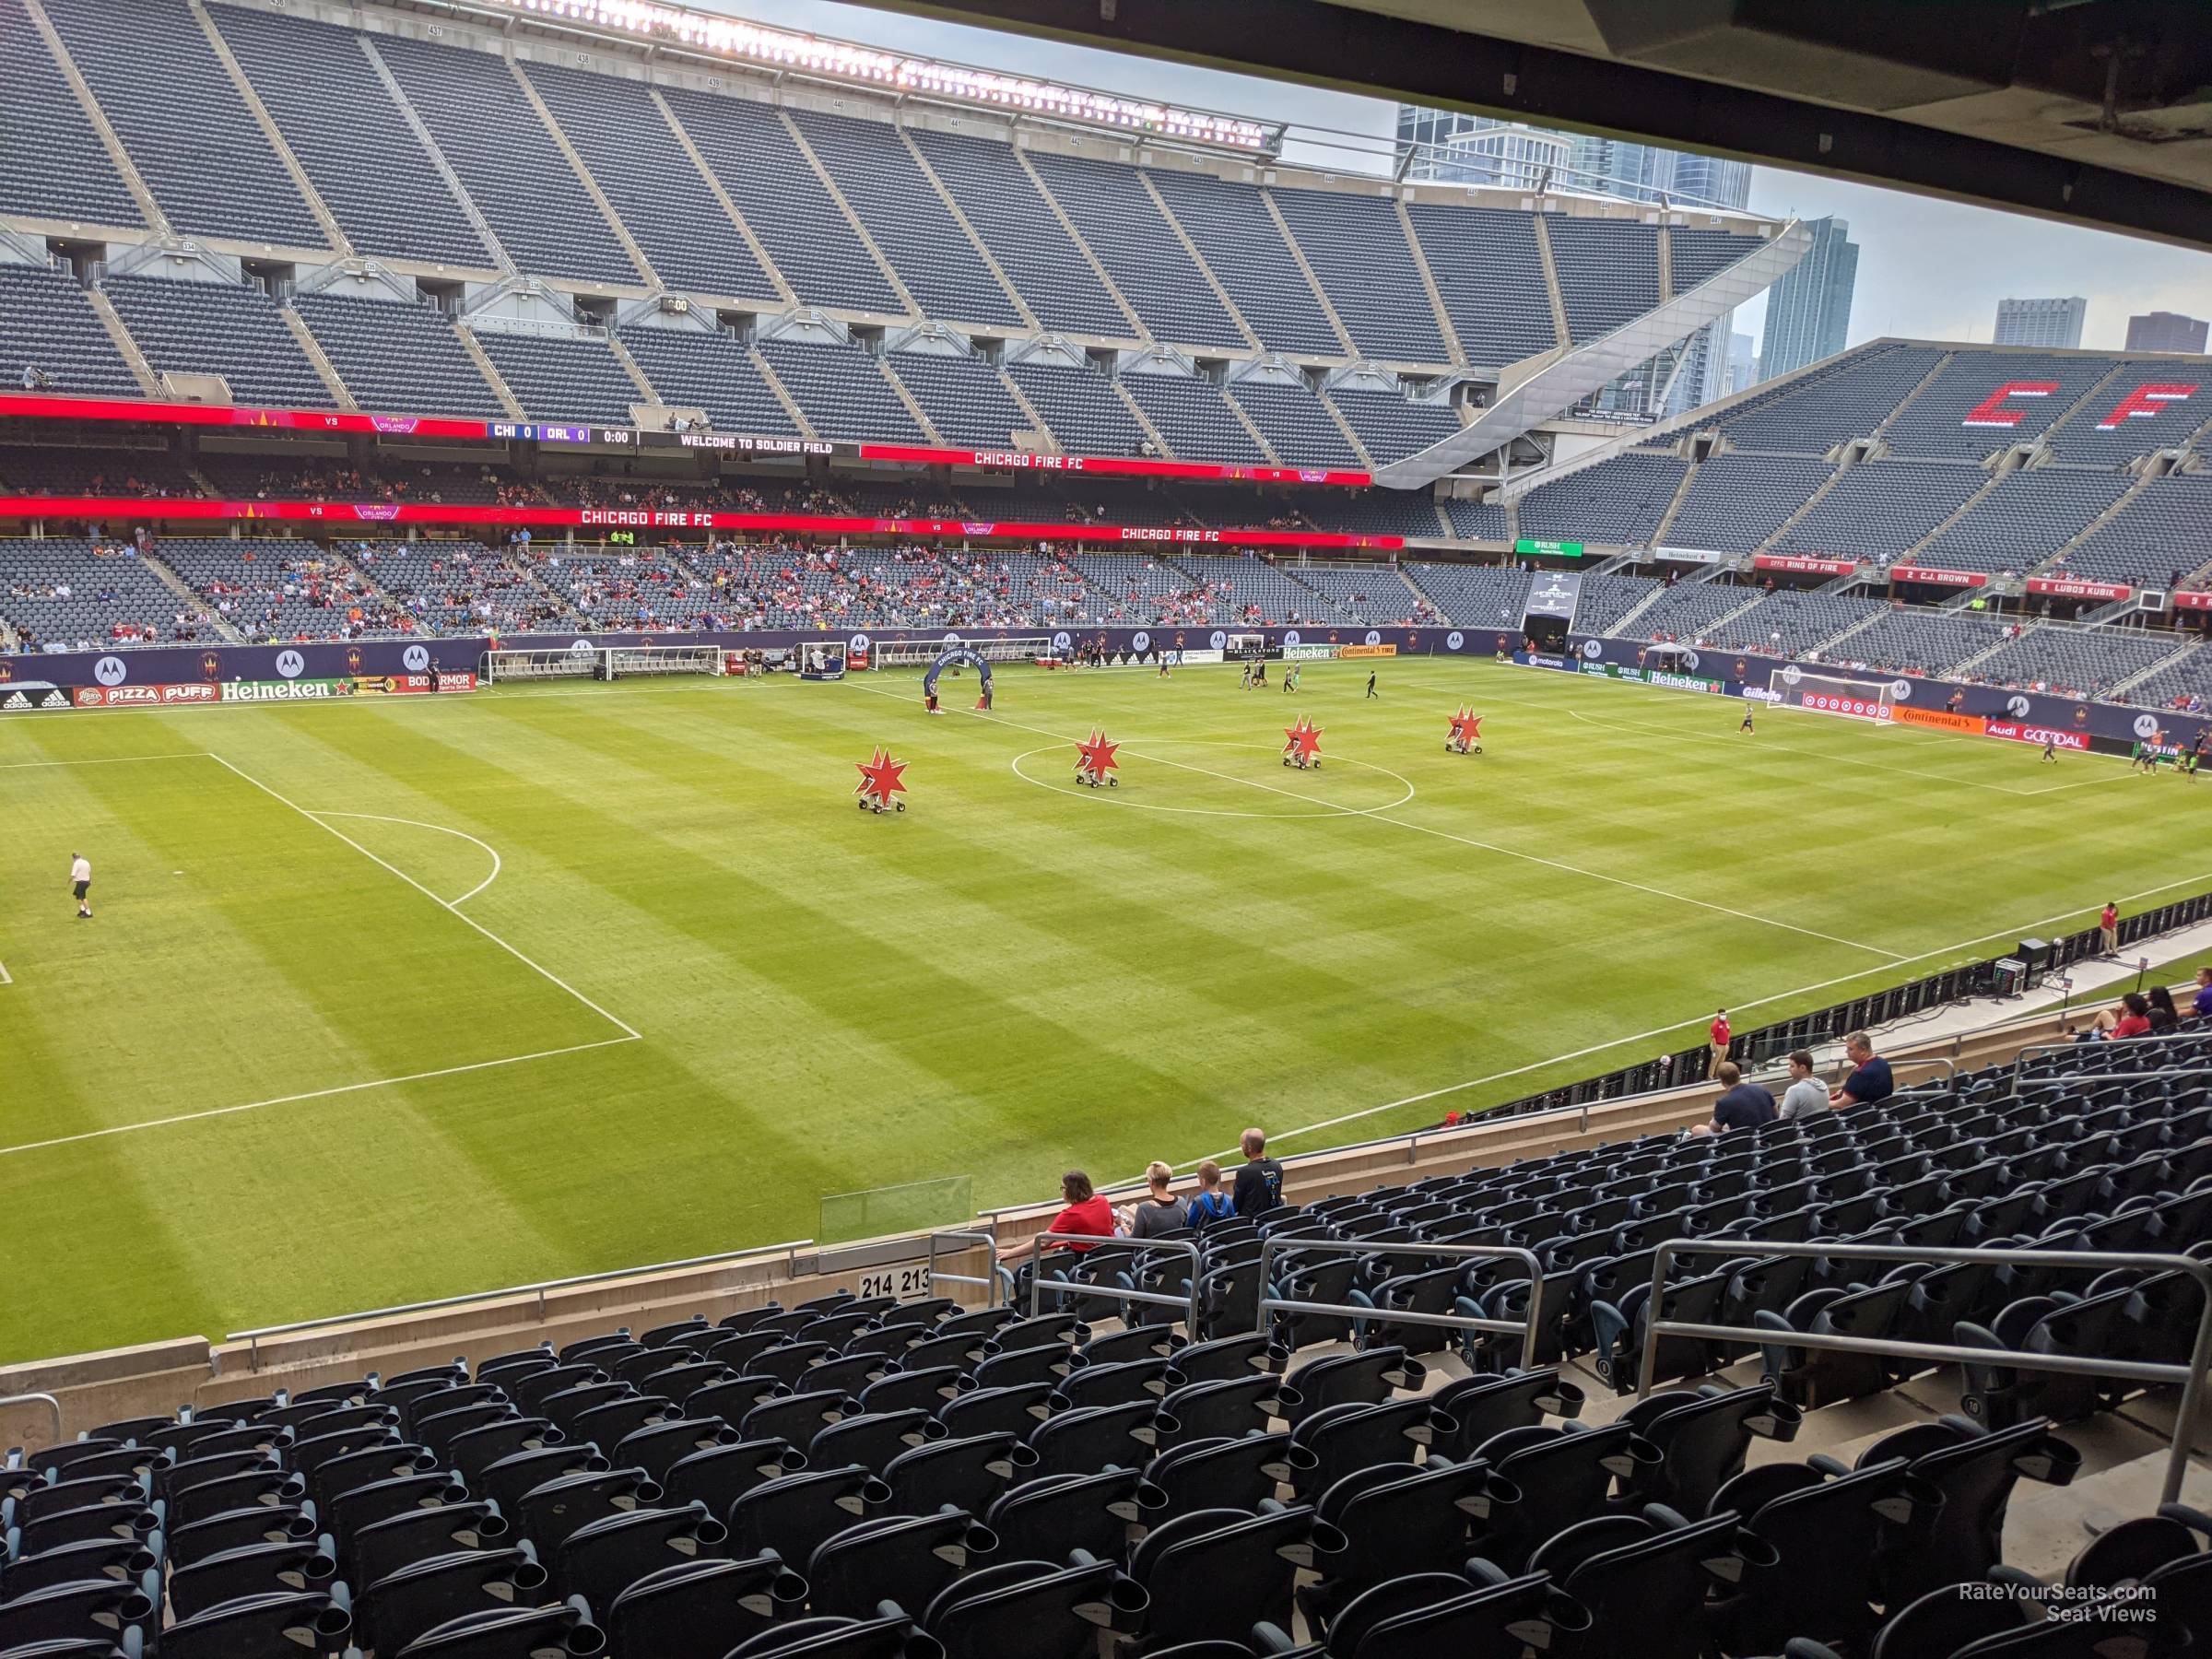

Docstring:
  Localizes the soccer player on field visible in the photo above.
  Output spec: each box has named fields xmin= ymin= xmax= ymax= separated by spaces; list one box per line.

xmin=69 ymin=852 xmax=91 ymax=919
xmin=1740 ymin=705 xmax=1756 ymax=734
xmin=2041 ymin=736 xmax=2058 ymax=764
xmin=1366 ymin=670 xmax=1378 ymax=700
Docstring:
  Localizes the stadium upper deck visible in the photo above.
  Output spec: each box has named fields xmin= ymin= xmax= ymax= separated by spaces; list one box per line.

xmin=0 ymin=0 xmax=1778 ymax=474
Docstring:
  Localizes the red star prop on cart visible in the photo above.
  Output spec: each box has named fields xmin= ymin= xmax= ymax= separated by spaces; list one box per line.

xmin=1284 ymin=716 xmax=1323 ymax=763
xmin=1449 ymin=708 xmax=1483 ymax=746
xmin=1077 ymin=729 xmax=1119 ymax=776
xmin=854 ymin=747 xmax=909 ymax=801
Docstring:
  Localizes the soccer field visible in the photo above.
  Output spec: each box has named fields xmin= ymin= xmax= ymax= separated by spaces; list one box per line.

xmin=0 ymin=657 xmax=2196 ymax=1362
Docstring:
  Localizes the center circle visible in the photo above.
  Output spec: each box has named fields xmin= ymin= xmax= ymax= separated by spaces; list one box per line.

xmin=1010 ymin=737 xmax=1417 ymax=819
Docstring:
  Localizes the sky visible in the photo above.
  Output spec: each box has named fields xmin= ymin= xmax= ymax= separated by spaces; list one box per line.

xmin=700 ymin=0 xmax=2210 ymax=355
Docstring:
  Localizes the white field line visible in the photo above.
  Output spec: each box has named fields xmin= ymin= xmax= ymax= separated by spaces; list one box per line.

xmin=0 ymin=959 xmax=11 ymax=985
xmin=311 ymin=811 xmax=503 ymax=907
xmin=0 ymin=752 xmax=209 ymax=769
xmin=0 ymin=1037 xmax=639 ymax=1159
xmin=206 ymin=753 xmax=640 ymax=1041
xmin=853 ymin=681 xmax=1906 ymax=962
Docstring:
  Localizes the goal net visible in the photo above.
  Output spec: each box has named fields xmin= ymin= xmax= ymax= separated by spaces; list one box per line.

xmin=481 ymin=643 xmax=724 ymax=683
xmin=872 ymin=635 xmax=1053 ymax=670
xmin=1767 ymin=670 xmax=1897 ymax=723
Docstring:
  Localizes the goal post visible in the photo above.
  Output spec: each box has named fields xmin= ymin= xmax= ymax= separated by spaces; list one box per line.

xmin=480 ymin=643 xmax=726 ymax=683
xmin=1767 ymin=669 xmax=1897 ymax=723
xmin=870 ymin=636 xmax=1054 ymax=670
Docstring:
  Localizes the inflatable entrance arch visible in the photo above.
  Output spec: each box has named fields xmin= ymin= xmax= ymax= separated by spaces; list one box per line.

xmin=922 ymin=645 xmax=993 ymax=699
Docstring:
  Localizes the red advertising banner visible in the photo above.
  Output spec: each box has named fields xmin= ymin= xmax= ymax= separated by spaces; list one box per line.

xmin=71 ymin=682 xmax=221 ymax=708
xmin=1986 ymin=721 xmax=2090 ymax=751
xmin=854 ymin=443 xmax=1371 ymax=488
xmin=0 ymin=391 xmax=490 ymax=440
xmin=2177 ymin=592 xmax=2212 ymax=612
xmin=1891 ymin=565 xmax=1989 ymax=589
xmin=0 ymin=394 xmax=1374 ymax=488
xmin=0 ymin=496 xmax=1403 ymax=549
xmin=1752 ymin=554 xmax=1858 ymax=577
xmin=2025 ymin=577 xmax=2131 ymax=601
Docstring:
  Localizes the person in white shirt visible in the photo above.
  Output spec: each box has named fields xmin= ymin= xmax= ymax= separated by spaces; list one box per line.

xmin=69 ymin=853 xmax=92 ymax=919
xmin=1777 ymin=1049 xmax=1828 ymax=1121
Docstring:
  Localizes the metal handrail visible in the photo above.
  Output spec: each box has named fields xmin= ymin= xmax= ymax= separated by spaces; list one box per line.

xmin=1023 ymin=1235 xmax=1204 ymax=1332
xmin=1256 ymin=1237 xmax=1547 ymax=1361
xmin=926 ymin=1230 xmax=1002 ymax=1310
xmin=229 ymin=1239 xmax=815 ymax=1370
xmin=2008 ymin=1066 xmax=2212 ymax=1100
xmin=0 ymin=1393 xmax=63 ymax=1446
xmin=1635 ymin=1236 xmax=2212 ymax=1505
xmin=1886 ymin=1056 xmax=1959 ymax=1085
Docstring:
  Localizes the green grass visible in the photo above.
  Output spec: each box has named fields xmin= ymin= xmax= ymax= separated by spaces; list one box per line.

xmin=0 ymin=658 xmax=2202 ymax=1362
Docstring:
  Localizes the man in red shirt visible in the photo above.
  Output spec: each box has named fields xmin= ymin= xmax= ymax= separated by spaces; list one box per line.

xmin=2100 ymin=901 xmax=2120 ymax=958
xmin=1709 ymin=1008 xmax=1732 ymax=1075
xmin=999 ymin=1171 xmax=1115 ymax=1269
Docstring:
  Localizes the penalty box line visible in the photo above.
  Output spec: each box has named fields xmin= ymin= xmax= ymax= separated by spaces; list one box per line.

xmin=851 ymin=681 xmax=1904 ymax=963
xmin=205 ymin=753 xmax=641 ymax=1042
xmin=0 ymin=1037 xmax=640 ymax=1159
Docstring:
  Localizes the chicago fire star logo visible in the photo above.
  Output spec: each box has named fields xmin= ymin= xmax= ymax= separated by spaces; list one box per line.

xmin=1284 ymin=716 xmax=1323 ymax=767
xmin=1077 ymin=729 xmax=1119 ymax=778
xmin=1450 ymin=708 xmax=1482 ymax=746
xmin=854 ymin=747 xmax=909 ymax=812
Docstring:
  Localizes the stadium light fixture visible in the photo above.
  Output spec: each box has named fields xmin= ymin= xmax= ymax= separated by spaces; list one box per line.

xmin=486 ymin=0 xmax=1275 ymax=149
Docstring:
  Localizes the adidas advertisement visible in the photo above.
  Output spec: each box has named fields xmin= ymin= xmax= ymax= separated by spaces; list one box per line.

xmin=1 ymin=684 xmax=72 ymax=712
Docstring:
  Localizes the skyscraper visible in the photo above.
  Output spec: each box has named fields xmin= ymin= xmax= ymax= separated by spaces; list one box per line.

xmin=2126 ymin=312 xmax=2209 ymax=354
xmin=1394 ymin=108 xmax=1571 ymax=192
xmin=1725 ymin=332 xmax=1759 ymax=396
xmin=1759 ymin=218 xmax=1858 ymax=380
xmin=1994 ymin=297 xmax=2087 ymax=349
xmin=1395 ymin=108 xmax=1759 ymax=414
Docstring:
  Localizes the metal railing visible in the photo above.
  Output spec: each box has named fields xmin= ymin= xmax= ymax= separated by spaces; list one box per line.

xmin=1255 ymin=1238 xmax=1547 ymax=1361
xmin=1021 ymin=1235 xmax=1204 ymax=1332
xmin=0 ymin=1393 xmax=63 ymax=1446
xmin=228 ymin=1239 xmax=814 ymax=1371
xmin=1635 ymin=1237 xmax=2212 ymax=1504
xmin=926 ymin=1230 xmax=1003 ymax=1310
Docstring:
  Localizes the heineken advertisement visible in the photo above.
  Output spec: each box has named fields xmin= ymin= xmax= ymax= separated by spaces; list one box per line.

xmin=1580 ymin=660 xmax=1726 ymax=695
xmin=1514 ymin=538 xmax=1586 ymax=558
xmin=220 ymin=678 xmax=356 ymax=703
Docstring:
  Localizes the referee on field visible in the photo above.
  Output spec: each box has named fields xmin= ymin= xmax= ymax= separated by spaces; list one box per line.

xmin=69 ymin=851 xmax=92 ymax=919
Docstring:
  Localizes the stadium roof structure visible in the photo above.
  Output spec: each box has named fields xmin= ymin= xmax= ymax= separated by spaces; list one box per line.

xmin=888 ymin=0 xmax=2212 ymax=251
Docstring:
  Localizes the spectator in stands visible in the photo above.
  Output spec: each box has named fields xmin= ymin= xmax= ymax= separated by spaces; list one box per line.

xmin=1830 ymin=1031 xmax=1894 ymax=1108
xmin=2194 ymin=967 xmax=2212 ymax=1021
xmin=2147 ymin=985 xmax=2180 ymax=1034
xmin=2090 ymin=992 xmax=2155 ymax=1041
xmin=1185 ymin=1160 xmax=1234 ymax=1230
xmin=1232 ymin=1128 xmax=1285 ymax=1218
xmin=998 ymin=1170 xmax=1116 ymax=1268
xmin=2100 ymin=900 xmax=2121 ymax=957
xmin=1777 ymin=1050 xmax=1830 ymax=1121
xmin=1127 ymin=1162 xmax=1190 ymax=1239
xmin=1709 ymin=1007 xmax=1732 ymax=1073
xmin=1693 ymin=1060 xmax=1776 ymax=1135
xmin=21 ymin=364 xmax=50 ymax=391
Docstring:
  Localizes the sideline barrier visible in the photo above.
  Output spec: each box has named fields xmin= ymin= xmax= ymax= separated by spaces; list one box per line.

xmin=1635 ymin=1238 xmax=2212 ymax=1505
xmin=1254 ymin=1237 xmax=1546 ymax=1361
xmin=0 ymin=1393 xmax=62 ymax=1443
xmin=227 ymin=1238 xmax=812 ymax=1371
